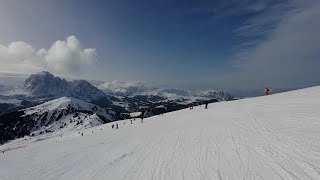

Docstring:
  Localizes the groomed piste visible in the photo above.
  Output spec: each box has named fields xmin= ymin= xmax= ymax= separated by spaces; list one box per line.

xmin=1 ymin=87 xmax=320 ymax=180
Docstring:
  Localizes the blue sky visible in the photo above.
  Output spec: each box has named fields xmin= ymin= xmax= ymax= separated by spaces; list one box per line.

xmin=0 ymin=0 xmax=319 ymax=90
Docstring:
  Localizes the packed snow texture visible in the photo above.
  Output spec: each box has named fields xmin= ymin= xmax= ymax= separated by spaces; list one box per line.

xmin=1 ymin=87 xmax=320 ymax=180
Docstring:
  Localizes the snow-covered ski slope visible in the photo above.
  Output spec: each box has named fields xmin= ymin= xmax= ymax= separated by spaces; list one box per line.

xmin=1 ymin=86 xmax=320 ymax=180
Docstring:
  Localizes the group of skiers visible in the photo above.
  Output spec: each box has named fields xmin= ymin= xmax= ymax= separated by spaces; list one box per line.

xmin=111 ymin=111 xmax=145 ymax=129
xmin=111 ymin=124 xmax=119 ymax=129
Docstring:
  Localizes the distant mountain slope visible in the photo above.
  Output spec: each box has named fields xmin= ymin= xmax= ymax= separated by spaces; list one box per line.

xmin=98 ymin=81 xmax=233 ymax=101
xmin=98 ymin=81 xmax=152 ymax=96
xmin=21 ymin=71 xmax=106 ymax=101
xmin=0 ymin=72 xmax=27 ymax=94
xmin=0 ymin=97 xmax=115 ymax=144
xmin=0 ymin=71 xmax=234 ymax=119
xmin=0 ymin=95 xmax=41 ymax=116
xmin=189 ymin=90 xmax=233 ymax=101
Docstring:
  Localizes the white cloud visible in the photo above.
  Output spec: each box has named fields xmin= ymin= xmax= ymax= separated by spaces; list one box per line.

xmin=0 ymin=35 xmax=97 ymax=75
xmin=229 ymin=0 xmax=320 ymax=88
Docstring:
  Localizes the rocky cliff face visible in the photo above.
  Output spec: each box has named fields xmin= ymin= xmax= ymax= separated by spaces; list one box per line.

xmin=23 ymin=71 xmax=106 ymax=101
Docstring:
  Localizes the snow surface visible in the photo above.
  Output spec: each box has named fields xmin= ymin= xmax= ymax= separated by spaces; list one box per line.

xmin=1 ymin=87 xmax=320 ymax=180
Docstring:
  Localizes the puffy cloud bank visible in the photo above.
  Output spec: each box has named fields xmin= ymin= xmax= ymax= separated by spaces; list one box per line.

xmin=0 ymin=35 xmax=97 ymax=75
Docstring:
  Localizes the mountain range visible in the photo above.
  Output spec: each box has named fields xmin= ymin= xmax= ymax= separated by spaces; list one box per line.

xmin=1 ymin=71 xmax=234 ymax=114
xmin=0 ymin=71 xmax=234 ymax=144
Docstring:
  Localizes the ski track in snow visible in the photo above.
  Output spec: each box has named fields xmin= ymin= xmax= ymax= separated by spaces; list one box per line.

xmin=1 ymin=87 xmax=320 ymax=180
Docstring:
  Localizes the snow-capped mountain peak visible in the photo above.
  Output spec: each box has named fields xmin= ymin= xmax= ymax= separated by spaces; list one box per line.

xmin=0 ymin=97 xmax=115 ymax=144
xmin=22 ymin=71 xmax=106 ymax=101
xmin=23 ymin=71 xmax=68 ymax=96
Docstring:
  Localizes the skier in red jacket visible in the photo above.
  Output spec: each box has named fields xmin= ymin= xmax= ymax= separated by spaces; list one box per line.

xmin=265 ymin=87 xmax=270 ymax=96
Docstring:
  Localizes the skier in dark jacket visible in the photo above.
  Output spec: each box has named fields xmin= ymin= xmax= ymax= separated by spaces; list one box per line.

xmin=205 ymin=102 xmax=208 ymax=109
xmin=140 ymin=112 xmax=144 ymax=123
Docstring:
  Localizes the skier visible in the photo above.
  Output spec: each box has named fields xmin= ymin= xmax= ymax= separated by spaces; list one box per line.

xmin=265 ymin=87 xmax=270 ymax=96
xmin=116 ymin=123 xmax=119 ymax=129
xmin=111 ymin=124 xmax=114 ymax=129
xmin=130 ymin=119 xmax=133 ymax=124
xmin=140 ymin=111 xmax=144 ymax=123
xmin=205 ymin=102 xmax=208 ymax=109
